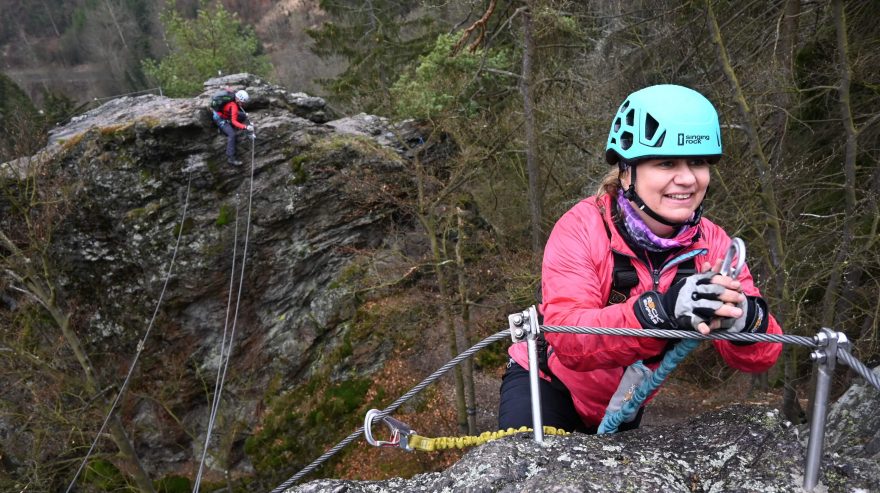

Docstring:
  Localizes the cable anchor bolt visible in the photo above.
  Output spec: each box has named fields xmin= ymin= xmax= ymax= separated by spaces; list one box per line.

xmin=508 ymin=306 xmax=539 ymax=343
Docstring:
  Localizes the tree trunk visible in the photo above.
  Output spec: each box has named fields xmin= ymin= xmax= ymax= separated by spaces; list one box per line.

xmin=520 ymin=2 xmax=543 ymax=256
xmin=770 ymin=0 xmax=802 ymax=415
xmin=425 ymin=223 xmax=468 ymax=433
xmin=455 ymin=209 xmax=477 ymax=434
xmin=821 ymin=0 xmax=858 ymax=329
xmin=706 ymin=0 xmax=793 ymax=417
xmin=102 ymin=0 xmax=129 ymax=49
xmin=411 ymin=150 xmax=469 ymax=433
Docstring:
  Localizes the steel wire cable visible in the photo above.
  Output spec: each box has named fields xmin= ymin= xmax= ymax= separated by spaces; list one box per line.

xmin=66 ymin=172 xmax=193 ymax=493
xmin=269 ymin=330 xmax=511 ymax=493
xmin=838 ymin=348 xmax=880 ymax=391
xmin=270 ymin=323 xmax=880 ymax=492
xmin=194 ymin=142 xmax=258 ymax=492
xmin=269 ymin=326 xmax=814 ymax=491
xmin=542 ymin=325 xmax=817 ymax=347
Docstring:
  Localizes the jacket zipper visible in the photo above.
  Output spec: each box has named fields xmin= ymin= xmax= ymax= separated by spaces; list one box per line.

xmin=614 ymin=248 xmax=708 ymax=292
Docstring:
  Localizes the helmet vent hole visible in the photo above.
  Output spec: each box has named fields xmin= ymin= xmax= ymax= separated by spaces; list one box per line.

xmin=610 ymin=137 xmax=617 ymax=144
xmin=644 ymin=113 xmax=659 ymax=140
xmin=620 ymin=131 xmax=633 ymax=150
xmin=654 ymin=130 xmax=666 ymax=147
xmin=625 ymin=109 xmax=634 ymax=126
xmin=613 ymin=117 xmax=621 ymax=132
xmin=620 ymin=100 xmax=630 ymax=112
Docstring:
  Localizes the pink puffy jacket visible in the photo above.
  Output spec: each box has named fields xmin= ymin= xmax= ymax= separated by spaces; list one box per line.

xmin=508 ymin=193 xmax=782 ymax=428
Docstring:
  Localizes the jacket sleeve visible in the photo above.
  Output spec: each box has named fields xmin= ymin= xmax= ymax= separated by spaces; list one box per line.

xmin=709 ymin=265 xmax=783 ymax=373
xmin=541 ymin=205 xmax=668 ymax=372
xmin=227 ymin=103 xmax=247 ymax=129
xmin=700 ymin=223 xmax=783 ymax=373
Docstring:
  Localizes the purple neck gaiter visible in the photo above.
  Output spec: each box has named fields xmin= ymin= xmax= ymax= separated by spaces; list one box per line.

xmin=616 ymin=190 xmax=698 ymax=252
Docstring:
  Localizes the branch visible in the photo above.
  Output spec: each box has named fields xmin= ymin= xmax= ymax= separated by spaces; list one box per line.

xmin=858 ymin=111 xmax=880 ymax=135
xmin=482 ymin=67 xmax=522 ymax=79
xmin=452 ymin=0 xmax=497 ymax=55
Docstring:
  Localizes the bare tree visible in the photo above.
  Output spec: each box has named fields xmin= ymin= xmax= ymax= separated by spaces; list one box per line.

xmin=820 ymin=0 xmax=857 ymax=329
xmin=521 ymin=2 xmax=544 ymax=255
xmin=0 ymin=158 xmax=155 ymax=492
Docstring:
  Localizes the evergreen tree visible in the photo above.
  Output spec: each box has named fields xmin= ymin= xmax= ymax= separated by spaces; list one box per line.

xmin=307 ymin=0 xmax=447 ymax=113
xmin=142 ymin=0 xmax=273 ymax=97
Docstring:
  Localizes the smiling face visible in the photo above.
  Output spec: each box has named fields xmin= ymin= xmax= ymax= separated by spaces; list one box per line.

xmin=620 ymin=157 xmax=711 ymax=237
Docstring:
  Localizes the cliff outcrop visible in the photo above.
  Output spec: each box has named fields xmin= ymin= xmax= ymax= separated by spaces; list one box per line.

xmin=0 ymin=73 xmax=427 ymax=484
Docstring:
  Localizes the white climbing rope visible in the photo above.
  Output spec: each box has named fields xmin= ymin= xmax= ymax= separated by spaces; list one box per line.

xmin=193 ymin=135 xmax=258 ymax=492
xmin=193 ymin=194 xmax=241 ymax=492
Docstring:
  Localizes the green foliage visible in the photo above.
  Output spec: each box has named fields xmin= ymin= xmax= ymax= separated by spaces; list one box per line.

xmin=244 ymin=378 xmax=377 ymax=477
xmin=40 ymin=90 xmax=79 ymax=126
xmin=155 ymin=475 xmax=192 ymax=493
xmin=216 ymin=203 xmax=234 ymax=227
xmin=0 ymin=73 xmax=45 ymax=161
xmin=142 ymin=0 xmax=273 ymax=96
xmin=307 ymin=0 xmax=446 ymax=113
xmin=82 ymin=459 xmax=128 ymax=490
xmin=0 ymin=72 xmax=37 ymax=121
xmin=289 ymin=155 xmax=309 ymax=184
xmin=535 ymin=5 xmax=580 ymax=35
xmin=391 ymin=34 xmax=513 ymax=120
xmin=474 ymin=339 xmax=510 ymax=371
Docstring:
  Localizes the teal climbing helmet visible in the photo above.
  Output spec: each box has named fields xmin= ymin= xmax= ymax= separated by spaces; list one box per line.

xmin=605 ymin=84 xmax=722 ymax=165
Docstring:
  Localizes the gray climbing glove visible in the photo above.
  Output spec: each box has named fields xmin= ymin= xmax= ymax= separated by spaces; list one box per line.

xmin=634 ymin=272 xmax=725 ymax=331
xmin=719 ymin=295 xmax=769 ymax=344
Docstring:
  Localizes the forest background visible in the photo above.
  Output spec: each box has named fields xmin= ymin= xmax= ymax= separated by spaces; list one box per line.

xmin=1 ymin=0 xmax=879 ymax=490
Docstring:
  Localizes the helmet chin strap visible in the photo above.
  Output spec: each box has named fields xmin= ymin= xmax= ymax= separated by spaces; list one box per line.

xmin=621 ymin=161 xmax=703 ymax=228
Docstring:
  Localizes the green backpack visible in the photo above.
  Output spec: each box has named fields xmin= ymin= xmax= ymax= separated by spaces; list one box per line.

xmin=210 ymin=90 xmax=235 ymax=112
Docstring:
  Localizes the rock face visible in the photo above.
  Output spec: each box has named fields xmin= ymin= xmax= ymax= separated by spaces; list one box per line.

xmin=291 ymin=370 xmax=880 ymax=493
xmin=0 ymin=74 xmax=422 ymax=477
xmin=824 ymin=368 xmax=880 ymax=462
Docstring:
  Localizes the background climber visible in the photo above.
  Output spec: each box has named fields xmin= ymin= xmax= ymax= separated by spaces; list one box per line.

xmin=212 ymin=89 xmax=254 ymax=166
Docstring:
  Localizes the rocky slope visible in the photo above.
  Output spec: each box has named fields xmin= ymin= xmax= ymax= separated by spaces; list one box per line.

xmin=292 ymin=369 xmax=880 ymax=492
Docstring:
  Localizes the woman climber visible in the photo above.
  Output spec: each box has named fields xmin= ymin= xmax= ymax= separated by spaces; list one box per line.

xmin=498 ymin=84 xmax=783 ymax=433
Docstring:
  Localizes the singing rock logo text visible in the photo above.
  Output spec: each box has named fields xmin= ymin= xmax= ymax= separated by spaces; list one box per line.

xmin=677 ymin=133 xmax=711 ymax=145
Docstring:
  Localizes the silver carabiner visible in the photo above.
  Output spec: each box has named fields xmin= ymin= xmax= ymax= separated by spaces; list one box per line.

xmin=719 ymin=237 xmax=746 ymax=279
xmin=364 ymin=409 xmax=415 ymax=450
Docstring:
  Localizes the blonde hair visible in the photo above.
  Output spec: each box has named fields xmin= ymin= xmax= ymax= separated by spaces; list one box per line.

xmin=596 ymin=167 xmax=628 ymax=197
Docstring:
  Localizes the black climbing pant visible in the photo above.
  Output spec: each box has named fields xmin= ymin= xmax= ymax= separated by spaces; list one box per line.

xmin=497 ymin=359 xmax=644 ymax=434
